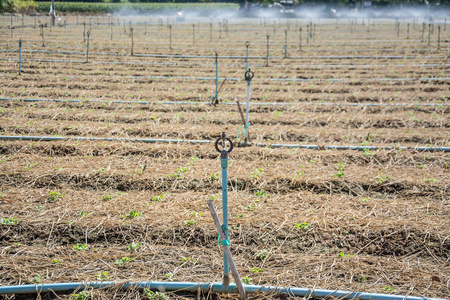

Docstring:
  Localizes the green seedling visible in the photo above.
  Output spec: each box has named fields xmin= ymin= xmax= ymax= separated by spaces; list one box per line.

xmin=31 ymin=274 xmax=43 ymax=283
xmin=115 ymin=257 xmax=132 ymax=266
xmin=95 ymin=271 xmax=109 ymax=281
xmin=51 ymin=259 xmax=61 ymax=264
xmin=338 ymin=252 xmax=353 ymax=258
xmin=121 ymin=210 xmax=142 ymax=219
xmin=210 ymin=173 xmax=219 ymax=181
xmin=165 ymin=272 xmax=174 ymax=281
xmin=249 ymin=268 xmax=262 ymax=273
xmin=190 ymin=211 xmax=203 ymax=217
xmin=242 ymin=276 xmax=252 ymax=284
xmin=296 ymin=171 xmax=306 ymax=177
xmin=236 ymin=214 xmax=244 ymax=218
xmin=362 ymin=148 xmax=373 ymax=156
xmin=376 ymin=172 xmax=390 ymax=183
xmin=184 ymin=219 xmax=197 ymax=226
xmin=181 ymin=256 xmax=191 ymax=262
xmin=71 ymin=291 xmax=90 ymax=300
xmin=246 ymin=205 xmax=255 ymax=211
xmin=144 ymin=289 xmax=166 ymax=299
xmin=127 ymin=242 xmax=143 ymax=251
xmin=72 ymin=243 xmax=88 ymax=251
xmin=151 ymin=192 xmax=167 ymax=201
xmin=294 ymin=222 xmax=310 ymax=230
xmin=423 ymin=177 xmax=438 ymax=183
xmin=255 ymin=190 xmax=268 ymax=198
xmin=249 ymin=168 xmax=263 ymax=179
xmin=384 ymin=286 xmax=395 ymax=292
xmin=77 ymin=211 xmax=88 ymax=218
xmin=361 ymin=198 xmax=370 ymax=202
xmin=48 ymin=191 xmax=62 ymax=202
xmin=1 ymin=217 xmax=19 ymax=225
xmin=255 ymin=249 xmax=269 ymax=261
xmin=101 ymin=194 xmax=112 ymax=201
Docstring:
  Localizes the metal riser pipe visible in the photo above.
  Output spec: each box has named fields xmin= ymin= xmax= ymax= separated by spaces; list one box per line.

xmin=0 ymin=136 xmax=449 ymax=152
xmin=0 ymin=281 xmax=444 ymax=300
xmin=0 ymin=97 xmax=448 ymax=107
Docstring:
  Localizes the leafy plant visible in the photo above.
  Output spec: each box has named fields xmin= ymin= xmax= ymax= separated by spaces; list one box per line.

xmin=246 ymin=205 xmax=255 ymax=211
xmin=51 ymin=259 xmax=61 ymax=264
xmin=127 ymin=242 xmax=143 ymax=251
xmin=0 ymin=217 xmax=19 ymax=225
xmin=95 ymin=271 xmax=109 ymax=281
xmin=77 ymin=211 xmax=88 ymax=218
xmin=71 ymin=290 xmax=90 ymax=300
xmin=332 ymin=163 xmax=345 ymax=177
xmin=164 ymin=272 xmax=174 ymax=281
xmin=101 ymin=194 xmax=112 ymax=201
xmin=376 ymin=172 xmax=390 ymax=183
xmin=210 ymin=173 xmax=219 ymax=181
xmin=242 ymin=276 xmax=252 ymax=284
xmin=362 ymin=148 xmax=373 ymax=156
xmin=48 ymin=191 xmax=62 ymax=202
xmin=384 ymin=286 xmax=395 ymax=292
xmin=151 ymin=192 xmax=167 ymax=201
xmin=190 ymin=211 xmax=203 ymax=217
xmin=294 ymin=222 xmax=310 ymax=230
xmin=255 ymin=249 xmax=269 ymax=261
xmin=338 ymin=252 xmax=353 ymax=258
xmin=183 ymin=219 xmax=197 ymax=226
xmin=249 ymin=268 xmax=262 ymax=273
xmin=121 ymin=210 xmax=142 ymax=219
xmin=115 ymin=257 xmax=132 ymax=266
xmin=255 ymin=190 xmax=268 ymax=198
xmin=144 ymin=289 xmax=166 ymax=299
xmin=31 ymin=274 xmax=43 ymax=283
xmin=72 ymin=243 xmax=88 ymax=251
xmin=249 ymin=168 xmax=263 ymax=179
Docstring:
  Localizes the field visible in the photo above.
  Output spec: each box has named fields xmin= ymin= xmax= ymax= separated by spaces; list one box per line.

xmin=0 ymin=13 xmax=449 ymax=299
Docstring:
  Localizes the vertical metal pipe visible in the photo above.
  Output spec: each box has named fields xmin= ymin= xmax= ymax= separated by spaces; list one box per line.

xmin=299 ymin=27 xmax=302 ymax=51
xmin=221 ymin=156 xmax=230 ymax=283
xmin=215 ymin=52 xmax=218 ymax=101
xmin=421 ymin=23 xmax=425 ymax=42
xmin=18 ymin=40 xmax=22 ymax=75
xmin=245 ymin=83 xmax=250 ymax=141
xmin=428 ymin=23 xmax=431 ymax=46
xmin=437 ymin=25 xmax=440 ymax=50
xmin=284 ymin=29 xmax=288 ymax=58
xmin=266 ymin=34 xmax=269 ymax=67
xmin=130 ymin=27 xmax=134 ymax=55
xmin=192 ymin=24 xmax=195 ymax=44
xmin=86 ymin=31 xmax=90 ymax=63
xmin=169 ymin=25 xmax=172 ymax=49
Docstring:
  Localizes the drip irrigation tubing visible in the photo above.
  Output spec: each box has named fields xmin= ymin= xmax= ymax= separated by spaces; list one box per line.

xmin=1 ymin=135 xmax=449 ymax=152
xmin=0 ymin=98 xmax=448 ymax=107
xmin=0 ymin=97 xmax=448 ymax=107
xmin=1 ymin=49 xmax=448 ymax=60
xmin=1 ymin=72 xmax=448 ymax=83
xmin=0 ymin=281 xmax=445 ymax=299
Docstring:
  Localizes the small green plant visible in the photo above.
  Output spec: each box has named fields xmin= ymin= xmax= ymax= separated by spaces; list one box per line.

xmin=77 ymin=211 xmax=88 ymax=218
xmin=181 ymin=256 xmax=191 ymax=262
xmin=274 ymin=111 xmax=282 ymax=117
xmin=423 ymin=177 xmax=438 ymax=183
xmin=332 ymin=163 xmax=345 ymax=177
xmin=236 ymin=214 xmax=244 ymax=218
xmin=376 ymin=172 xmax=390 ymax=183
xmin=246 ymin=205 xmax=255 ymax=211
xmin=121 ymin=210 xmax=142 ymax=219
xmin=101 ymin=194 xmax=112 ymax=201
xmin=48 ymin=191 xmax=62 ymax=202
xmin=255 ymin=249 xmax=269 ymax=261
xmin=296 ymin=171 xmax=306 ymax=177
xmin=95 ymin=271 xmax=110 ymax=281
xmin=384 ymin=286 xmax=395 ymax=292
xmin=255 ymin=190 xmax=268 ymax=198
xmin=72 ymin=243 xmax=88 ymax=251
xmin=361 ymin=198 xmax=370 ymax=202
xmin=242 ymin=276 xmax=252 ymax=284
xmin=115 ymin=257 xmax=132 ymax=266
xmin=183 ymin=219 xmax=197 ymax=226
xmin=0 ymin=217 xmax=19 ymax=225
xmin=71 ymin=290 xmax=90 ymax=300
xmin=151 ymin=192 xmax=167 ymax=201
xmin=31 ymin=274 xmax=43 ymax=283
xmin=190 ymin=211 xmax=203 ymax=217
xmin=127 ymin=242 xmax=143 ymax=251
xmin=249 ymin=168 xmax=263 ymax=179
xmin=362 ymin=148 xmax=373 ymax=156
xmin=144 ymin=289 xmax=166 ymax=299
xmin=338 ymin=252 xmax=353 ymax=258
xmin=249 ymin=268 xmax=262 ymax=273
xmin=210 ymin=173 xmax=219 ymax=181
xmin=294 ymin=222 xmax=311 ymax=230
xmin=51 ymin=259 xmax=61 ymax=264
xmin=165 ymin=272 xmax=174 ymax=281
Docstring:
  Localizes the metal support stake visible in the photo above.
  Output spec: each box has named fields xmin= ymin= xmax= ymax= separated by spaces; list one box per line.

xmin=18 ymin=39 xmax=22 ymax=75
xmin=245 ymin=41 xmax=249 ymax=71
xmin=437 ymin=25 xmax=441 ymax=50
xmin=83 ymin=22 xmax=86 ymax=42
xmin=169 ymin=24 xmax=172 ymax=50
xmin=212 ymin=52 xmax=219 ymax=105
xmin=110 ymin=21 xmax=113 ymax=41
xmin=406 ymin=23 xmax=409 ymax=39
xmin=214 ymin=132 xmax=234 ymax=287
xmin=10 ymin=16 xmax=13 ymax=38
xmin=40 ymin=24 xmax=45 ymax=47
xmin=192 ymin=24 xmax=195 ymax=44
xmin=428 ymin=23 xmax=431 ymax=46
xmin=421 ymin=23 xmax=425 ymax=42
xmin=244 ymin=69 xmax=254 ymax=144
xmin=130 ymin=27 xmax=134 ymax=55
xmin=86 ymin=31 xmax=90 ymax=63
xmin=265 ymin=34 xmax=270 ymax=67
xmin=284 ymin=29 xmax=288 ymax=58
xmin=299 ymin=27 xmax=302 ymax=51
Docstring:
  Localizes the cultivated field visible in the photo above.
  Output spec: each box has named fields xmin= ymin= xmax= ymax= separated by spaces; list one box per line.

xmin=0 ymin=14 xmax=449 ymax=299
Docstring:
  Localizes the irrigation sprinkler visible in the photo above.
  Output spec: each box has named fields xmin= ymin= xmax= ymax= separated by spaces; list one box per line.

xmin=130 ymin=27 xmax=134 ymax=55
xmin=18 ymin=39 xmax=22 ymax=75
xmin=169 ymin=25 xmax=172 ymax=50
xmin=437 ymin=26 xmax=441 ymax=50
xmin=265 ymin=34 xmax=270 ymax=67
xmin=40 ymin=24 xmax=45 ymax=47
xmin=428 ymin=23 xmax=431 ymax=46
xmin=244 ymin=68 xmax=254 ymax=145
xmin=284 ymin=29 xmax=288 ymax=58
xmin=421 ymin=23 xmax=425 ymax=42
xmin=298 ymin=27 xmax=302 ymax=51
xmin=86 ymin=31 xmax=90 ymax=63
xmin=213 ymin=132 xmax=234 ymax=288
xmin=245 ymin=41 xmax=250 ymax=71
